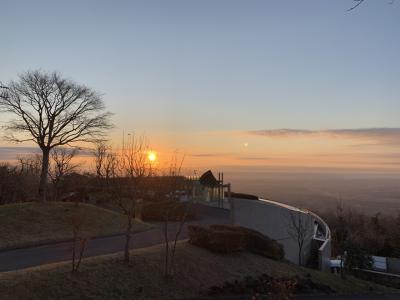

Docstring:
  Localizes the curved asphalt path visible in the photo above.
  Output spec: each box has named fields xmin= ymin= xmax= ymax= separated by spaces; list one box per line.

xmin=0 ymin=205 xmax=230 ymax=272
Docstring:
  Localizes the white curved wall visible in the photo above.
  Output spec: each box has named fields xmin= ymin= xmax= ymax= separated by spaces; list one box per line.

xmin=230 ymin=197 xmax=331 ymax=270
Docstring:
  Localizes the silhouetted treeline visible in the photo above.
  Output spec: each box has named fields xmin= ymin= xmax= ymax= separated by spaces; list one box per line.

xmin=0 ymin=156 xmax=41 ymax=203
xmin=321 ymin=204 xmax=400 ymax=263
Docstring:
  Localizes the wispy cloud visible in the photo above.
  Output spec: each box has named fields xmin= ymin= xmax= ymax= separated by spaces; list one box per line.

xmin=237 ymin=156 xmax=270 ymax=161
xmin=245 ymin=128 xmax=400 ymax=145
xmin=0 ymin=147 xmax=92 ymax=161
xmin=0 ymin=147 xmax=41 ymax=160
xmin=190 ymin=153 xmax=225 ymax=158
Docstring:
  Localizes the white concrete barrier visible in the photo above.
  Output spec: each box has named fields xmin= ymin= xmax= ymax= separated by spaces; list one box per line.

xmin=230 ymin=197 xmax=331 ymax=271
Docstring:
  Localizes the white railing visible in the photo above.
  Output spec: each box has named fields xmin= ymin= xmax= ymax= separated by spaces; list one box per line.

xmin=306 ymin=209 xmax=332 ymax=271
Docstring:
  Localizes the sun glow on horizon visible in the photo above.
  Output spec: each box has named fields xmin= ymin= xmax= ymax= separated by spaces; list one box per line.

xmin=148 ymin=150 xmax=157 ymax=163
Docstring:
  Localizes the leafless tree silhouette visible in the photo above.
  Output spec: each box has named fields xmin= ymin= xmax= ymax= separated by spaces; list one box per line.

xmin=49 ymin=147 xmax=79 ymax=200
xmin=161 ymin=152 xmax=189 ymax=278
xmin=93 ymin=141 xmax=118 ymax=181
xmin=117 ymin=134 xmax=152 ymax=264
xmin=347 ymin=0 xmax=365 ymax=11
xmin=68 ymin=208 xmax=90 ymax=273
xmin=0 ymin=71 xmax=112 ymax=201
xmin=287 ymin=211 xmax=312 ymax=266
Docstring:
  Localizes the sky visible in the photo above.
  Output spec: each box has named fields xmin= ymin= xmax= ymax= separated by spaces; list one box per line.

xmin=1 ymin=0 xmax=400 ymax=172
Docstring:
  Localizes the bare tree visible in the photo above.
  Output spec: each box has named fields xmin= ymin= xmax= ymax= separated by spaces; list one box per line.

xmin=49 ymin=147 xmax=79 ymax=200
xmin=16 ymin=154 xmax=42 ymax=177
xmin=68 ymin=208 xmax=90 ymax=273
xmin=287 ymin=211 xmax=312 ymax=266
xmin=161 ymin=152 xmax=189 ymax=278
xmin=116 ymin=134 xmax=152 ymax=264
xmin=0 ymin=71 xmax=112 ymax=201
xmin=93 ymin=141 xmax=118 ymax=181
xmin=120 ymin=134 xmax=150 ymax=178
xmin=93 ymin=142 xmax=107 ymax=178
xmin=0 ymin=162 xmax=38 ymax=204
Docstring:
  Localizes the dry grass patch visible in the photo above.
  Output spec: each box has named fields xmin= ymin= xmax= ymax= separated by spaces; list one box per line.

xmin=0 ymin=202 xmax=151 ymax=250
xmin=0 ymin=242 xmax=394 ymax=300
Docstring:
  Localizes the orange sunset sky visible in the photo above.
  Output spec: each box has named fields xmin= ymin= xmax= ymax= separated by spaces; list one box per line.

xmin=1 ymin=1 xmax=400 ymax=174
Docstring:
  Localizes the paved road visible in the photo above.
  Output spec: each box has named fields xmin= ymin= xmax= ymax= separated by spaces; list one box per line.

xmin=0 ymin=205 xmax=230 ymax=272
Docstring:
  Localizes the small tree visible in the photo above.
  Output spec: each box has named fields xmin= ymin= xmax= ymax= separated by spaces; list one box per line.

xmin=0 ymin=71 xmax=112 ymax=201
xmin=93 ymin=141 xmax=118 ymax=182
xmin=0 ymin=163 xmax=34 ymax=204
xmin=116 ymin=134 xmax=151 ymax=264
xmin=16 ymin=154 xmax=42 ymax=200
xmin=49 ymin=147 xmax=79 ymax=200
xmin=343 ymin=239 xmax=372 ymax=270
xmin=160 ymin=152 xmax=192 ymax=278
xmin=16 ymin=154 xmax=42 ymax=177
xmin=287 ymin=211 xmax=312 ymax=266
xmin=68 ymin=208 xmax=90 ymax=273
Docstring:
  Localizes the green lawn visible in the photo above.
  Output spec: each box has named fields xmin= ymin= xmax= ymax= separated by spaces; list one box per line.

xmin=0 ymin=242 xmax=394 ymax=299
xmin=0 ymin=202 xmax=151 ymax=250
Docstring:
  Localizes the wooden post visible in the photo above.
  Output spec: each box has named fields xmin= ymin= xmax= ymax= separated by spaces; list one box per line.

xmin=218 ymin=172 xmax=221 ymax=207
xmin=221 ymin=172 xmax=223 ymax=207
xmin=228 ymin=184 xmax=234 ymax=224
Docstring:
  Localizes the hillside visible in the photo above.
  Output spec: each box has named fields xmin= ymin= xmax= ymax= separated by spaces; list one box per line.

xmin=0 ymin=202 xmax=151 ymax=250
xmin=0 ymin=242 xmax=394 ymax=299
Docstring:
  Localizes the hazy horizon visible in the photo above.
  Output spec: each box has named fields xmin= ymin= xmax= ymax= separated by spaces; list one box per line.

xmin=1 ymin=1 xmax=400 ymax=215
xmin=1 ymin=0 xmax=400 ymax=171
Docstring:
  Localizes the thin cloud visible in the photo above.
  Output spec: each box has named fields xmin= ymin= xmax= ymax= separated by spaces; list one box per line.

xmin=245 ymin=128 xmax=400 ymax=145
xmin=0 ymin=146 xmax=92 ymax=161
xmin=190 ymin=153 xmax=225 ymax=158
xmin=237 ymin=156 xmax=270 ymax=161
xmin=0 ymin=147 xmax=41 ymax=160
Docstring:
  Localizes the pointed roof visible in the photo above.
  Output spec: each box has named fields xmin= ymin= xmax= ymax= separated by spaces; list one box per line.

xmin=199 ymin=170 xmax=219 ymax=187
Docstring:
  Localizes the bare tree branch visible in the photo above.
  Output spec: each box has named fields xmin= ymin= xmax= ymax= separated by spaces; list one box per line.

xmin=49 ymin=147 xmax=79 ymax=200
xmin=0 ymin=70 xmax=113 ymax=201
xmin=287 ymin=211 xmax=312 ymax=266
xmin=347 ymin=0 xmax=365 ymax=11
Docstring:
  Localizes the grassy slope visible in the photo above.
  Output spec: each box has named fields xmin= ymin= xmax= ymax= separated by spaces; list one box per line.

xmin=0 ymin=242 xmax=394 ymax=300
xmin=0 ymin=202 xmax=151 ymax=249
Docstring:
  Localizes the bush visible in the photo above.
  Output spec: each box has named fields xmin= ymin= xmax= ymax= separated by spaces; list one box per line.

xmin=343 ymin=239 xmax=373 ymax=270
xmin=209 ymin=225 xmax=284 ymax=260
xmin=189 ymin=225 xmax=284 ymax=260
xmin=188 ymin=225 xmax=244 ymax=253
xmin=208 ymin=230 xmax=245 ymax=253
xmin=188 ymin=225 xmax=210 ymax=247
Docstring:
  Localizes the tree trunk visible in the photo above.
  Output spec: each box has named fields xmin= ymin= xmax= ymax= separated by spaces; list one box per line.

xmin=72 ymin=231 xmax=77 ymax=272
xmin=38 ymin=148 xmax=50 ymax=202
xmin=164 ymin=218 xmax=169 ymax=277
xmin=124 ymin=214 xmax=132 ymax=264
xmin=298 ymin=243 xmax=303 ymax=266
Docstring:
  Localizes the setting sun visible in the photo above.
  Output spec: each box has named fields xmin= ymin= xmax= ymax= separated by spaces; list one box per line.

xmin=147 ymin=151 xmax=157 ymax=162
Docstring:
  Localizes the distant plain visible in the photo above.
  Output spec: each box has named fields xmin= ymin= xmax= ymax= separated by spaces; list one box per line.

xmin=222 ymin=166 xmax=400 ymax=216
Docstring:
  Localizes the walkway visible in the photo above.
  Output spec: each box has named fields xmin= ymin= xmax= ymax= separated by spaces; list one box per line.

xmin=0 ymin=205 xmax=230 ymax=272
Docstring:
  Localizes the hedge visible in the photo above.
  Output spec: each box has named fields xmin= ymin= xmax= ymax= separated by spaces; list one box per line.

xmin=210 ymin=225 xmax=284 ymax=260
xmin=188 ymin=225 xmax=244 ymax=253
xmin=188 ymin=225 xmax=284 ymax=260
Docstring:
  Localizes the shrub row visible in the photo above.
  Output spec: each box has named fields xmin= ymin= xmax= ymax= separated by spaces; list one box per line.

xmin=189 ymin=225 xmax=244 ymax=253
xmin=188 ymin=225 xmax=284 ymax=260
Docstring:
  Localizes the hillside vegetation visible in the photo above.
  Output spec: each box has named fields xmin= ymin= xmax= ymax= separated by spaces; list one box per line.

xmin=0 ymin=202 xmax=151 ymax=250
xmin=0 ymin=242 xmax=394 ymax=299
